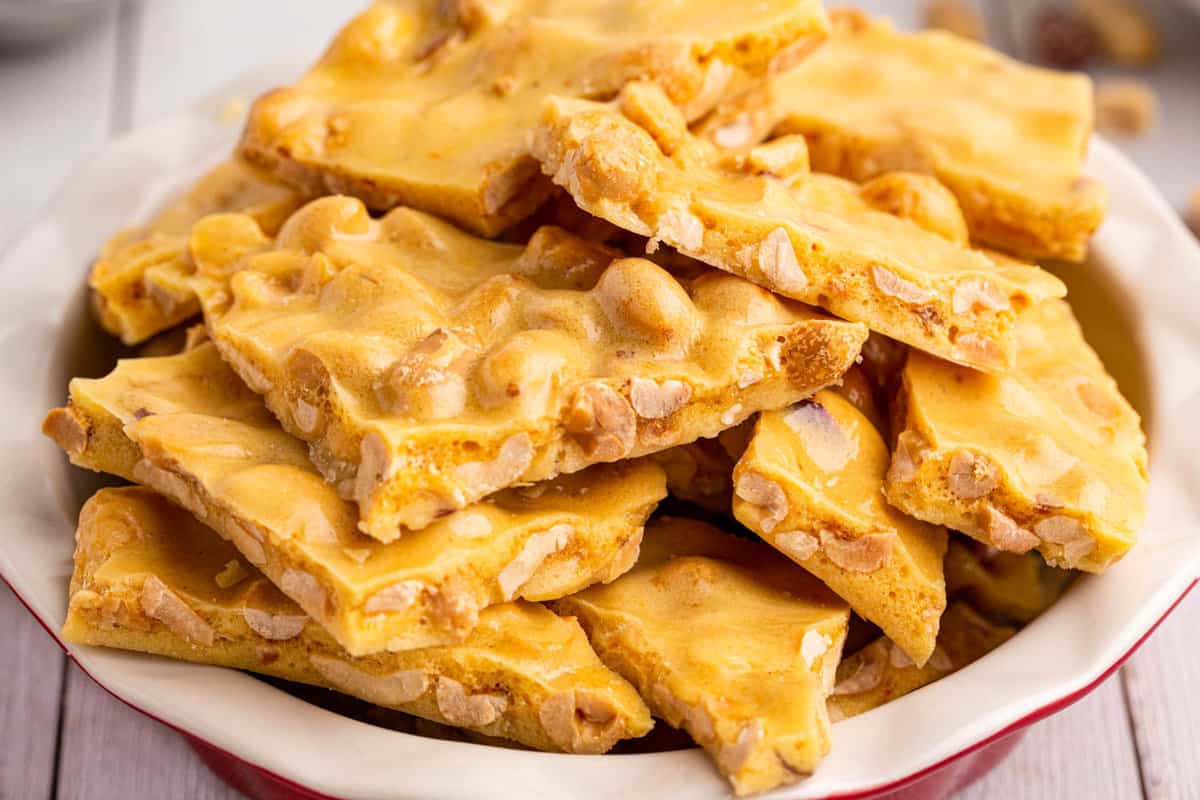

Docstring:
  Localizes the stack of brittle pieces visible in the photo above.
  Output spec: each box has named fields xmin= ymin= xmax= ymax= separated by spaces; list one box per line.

xmin=42 ymin=1 xmax=1148 ymax=795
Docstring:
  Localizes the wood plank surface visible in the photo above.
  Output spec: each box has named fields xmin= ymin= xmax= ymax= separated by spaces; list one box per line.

xmin=54 ymin=663 xmax=243 ymax=800
xmin=1122 ymin=593 xmax=1200 ymax=800
xmin=955 ymin=678 xmax=1145 ymax=799
xmin=0 ymin=585 xmax=66 ymax=800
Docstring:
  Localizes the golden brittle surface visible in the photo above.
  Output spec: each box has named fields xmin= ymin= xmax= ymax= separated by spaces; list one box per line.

xmin=827 ymin=602 xmax=1015 ymax=721
xmin=885 ymin=298 xmax=1147 ymax=573
xmin=239 ymin=0 xmax=829 ymax=236
xmin=44 ymin=344 xmax=666 ymax=656
xmin=534 ymin=82 xmax=1066 ymax=372
xmin=556 ymin=517 xmax=849 ymax=796
xmin=63 ymin=487 xmax=653 ymax=753
xmin=733 ymin=390 xmax=948 ymax=664
xmin=195 ymin=197 xmax=866 ymax=540
xmin=752 ymin=9 xmax=1105 ymax=261
xmin=89 ymin=160 xmax=304 ymax=345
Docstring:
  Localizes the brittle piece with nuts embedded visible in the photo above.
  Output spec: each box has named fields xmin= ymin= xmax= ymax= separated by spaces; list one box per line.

xmin=650 ymin=420 xmax=753 ymax=512
xmin=885 ymin=299 xmax=1148 ymax=573
xmin=195 ymin=198 xmax=866 ymax=540
xmin=89 ymin=160 xmax=305 ymax=345
xmin=534 ymin=82 xmax=1064 ymax=373
xmin=945 ymin=537 xmax=1074 ymax=624
xmin=1075 ymin=0 xmax=1160 ymax=66
xmin=238 ymin=0 xmax=830 ymax=238
xmin=827 ymin=602 xmax=1015 ymax=721
xmin=555 ymin=517 xmax=850 ymax=796
xmin=43 ymin=344 xmax=666 ymax=656
xmin=1094 ymin=80 xmax=1158 ymax=138
xmin=923 ymin=0 xmax=987 ymax=41
xmin=733 ymin=390 xmax=948 ymax=665
xmin=63 ymin=487 xmax=652 ymax=753
xmin=758 ymin=9 xmax=1106 ymax=262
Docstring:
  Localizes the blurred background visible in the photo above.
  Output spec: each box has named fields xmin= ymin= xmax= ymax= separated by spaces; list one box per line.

xmin=0 ymin=1 xmax=1196 ymax=798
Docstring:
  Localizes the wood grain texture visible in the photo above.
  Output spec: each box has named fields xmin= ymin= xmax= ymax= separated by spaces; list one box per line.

xmin=1123 ymin=593 xmax=1200 ymax=800
xmin=955 ymin=678 xmax=1145 ymax=799
xmin=54 ymin=663 xmax=244 ymax=800
xmin=0 ymin=585 xmax=65 ymax=800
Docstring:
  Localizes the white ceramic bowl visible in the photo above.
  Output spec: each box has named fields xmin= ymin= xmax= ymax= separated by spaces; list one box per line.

xmin=2 ymin=72 xmax=1199 ymax=800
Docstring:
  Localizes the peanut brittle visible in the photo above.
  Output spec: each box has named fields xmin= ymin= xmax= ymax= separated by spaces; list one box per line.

xmin=733 ymin=390 xmax=948 ymax=665
xmin=90 ymin=160 xmax=304 ymax=345
xmin=238 ymin=0 xmax=830 ymax=237
xmin=945 ymin=537 xmax=1074 ymax=624
xmin=195 ymin=197 xmax=867 ymax=540
xmin=651 ymin=421 xmax=752 ymax=513
xmin=534 ymin=83 xmax=1066 ymax=372
xmin=885 ymin=299 xmax=1148 ymax=573
xmin=555 ymin=517 xmax=850 ymax=796
xmin=64 ymin=487 xmax=653 ymax=753
xmin=44 ymin=344 xmax=666 ymax=656
xmin=755 ymin=10 xmax=1105 ymax=261
xmin=827 ymin=602 xmax=1015 ymax=721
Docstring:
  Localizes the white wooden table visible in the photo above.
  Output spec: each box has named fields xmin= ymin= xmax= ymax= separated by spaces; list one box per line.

xmin=1 ymin=2 xmax=1197 ymax=798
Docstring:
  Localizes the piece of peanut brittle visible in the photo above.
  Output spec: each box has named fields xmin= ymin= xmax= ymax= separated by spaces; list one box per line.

xmin=733 ymin=390 xmax=948 ymax=665
xmin=533 ymin=81 xmax=1066 ymax=372
xmin=885 ymin=298 xmax=1147 ymax=573
xmin=827 ymin=602 xmax=1015 ymax=721
xmin=192 ymin=197 xmax=866 ymax=540
xmin=43 ymin=344 xmax=665 ymax=656
xmin=555 ymin=517 xmax=850 ymax=796
xmin=730 ymin=9 xmax=1106 ymax=262
xmin=238 ymin=0 xmax=829 ymax=237
xmin=945 ymin=537 xmax=1074 ymax=624
xmin=63 ymin=487 xmax=652 ymax=753
xmin=89 ymin=160 xmax=304 ymax=345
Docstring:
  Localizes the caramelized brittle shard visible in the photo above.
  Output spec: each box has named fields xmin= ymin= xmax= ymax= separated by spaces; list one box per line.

xmin=63 ymin=487 xmax=653 ymax=753
xmin=238 ymin=0 xmax=830 ymax=236
xmin=827 ymin=602 xmax=1015 ymax=721
xmin=760 ymin=10 xmax=1105 ymax=261
xmin=945 ymin=537 xmax=1075 ymax=624
xmin=194 ymin=198 xmax=866 ymax=540
xmin=533 ymin=82 xmax=1065 ymax=372
xmin=555 ymin=517 xmax=850 ymax=796
xmin=89 ymin=160 xmax=305 ymax=345
xmin=43 ymin=344 xmax=666 ymax=656
xmin=885 ymin=299 xmax=1148 ymax=573
xmin=733 ymin=390 xmax=948 ymax=665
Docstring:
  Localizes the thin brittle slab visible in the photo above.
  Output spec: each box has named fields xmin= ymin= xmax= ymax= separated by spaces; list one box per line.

xmin=533 ymin=82 xmax=1066 ymax=372
xmin=238 ymin=0 xmax=829 ymax=237
xmin=43 ymin=344 xmax=666 ymax=656
xmin=945 ymin=537 xmax=1074 ymax=624
xmin=827 ymin=602 xmax=1015 ymax=722
xmin=749 ymin=9 xmax=1105 ymax=262
xmin=733 ymin=390 xmax=948 ymax=665
xmin=885 ymin=299 xmax=1148 ymax=573
xmin=89 ymin=160 xmax=305 ymax=345
xmin=63 ymin=487 xmax=653 ymax=753
xmin=193 ymin=197 xmax=866 ymax=540
xmin=555 ymin=517 xmax=850 ymax=796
